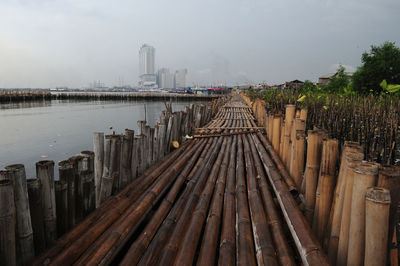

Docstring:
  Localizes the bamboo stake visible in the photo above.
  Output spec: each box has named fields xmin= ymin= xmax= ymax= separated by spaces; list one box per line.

xmin=0 ymin=178 xmax=16 ymax=266
xmin=327 ymin=148 xmax=363 ymax=264
xmin=130 ymin=136 xmax=138 ymax=180
xmin=58 ymin=160 xmax=76 ymax=229
xmin=313 ymin=138 xmax=338 ymax=242
xmin=80 ymin=150 xmax=95 ymax=215
xmin=272 ymin=115 xmax=282 ymax=152
xmin=110 ymin=135 xmax=122 ymax=194
xmin=290 ymin=129 xmax=305 ymax=188
xmin=279 ymin=121 xmax=285 ymax=158
xmin=267 ymin=113 xmax=274 ymax=141
xmin=377 ymin=165 xmax=400 ymax=256
xmin=300 ymin=108 xmax=308 ymax=121
xmin=36 ymin=160 xmax=57 ymax=246
xmin=365 ymin=187 xmax=391 ymax=266
xmin=347 ymin=162 xmax=379 ymax=266
xmin=304 ymin=130 xmax=323 ymax=224
xmin=5 ymin=164 xmax=35 ymax=265
xmin=55 ymin=180 xmax=68 ymax=237
xmin=99 ymin=135 xmax=112 ymax=204
xmin=283 ymin=104 xmax=296 ymax=165
xmin=120 ymin=135 xmax=132 ymax=190
xmin=336 ymin=157 xmax=362 ymax=265
xmin=93 ymin=132 xmax=104 ymax=208
xmin=27 ymin=178 xmax=46 ymax=255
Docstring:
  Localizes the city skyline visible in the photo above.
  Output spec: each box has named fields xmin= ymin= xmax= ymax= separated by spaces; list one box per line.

xmin=0 ymin=0 xmax=399 ymax=88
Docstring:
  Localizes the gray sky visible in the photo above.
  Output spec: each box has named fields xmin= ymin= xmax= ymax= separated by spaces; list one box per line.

xmin=0 ymin=0 xmax=399 ymax=88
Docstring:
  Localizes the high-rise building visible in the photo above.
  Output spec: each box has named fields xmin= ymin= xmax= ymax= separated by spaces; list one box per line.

xmin=157 ymin=68 xmax=175 ymax=89
xmin=139 ymin=44 xmax=157 ymax=88
xmin=175 ymin=69 xmax=187 ymax=88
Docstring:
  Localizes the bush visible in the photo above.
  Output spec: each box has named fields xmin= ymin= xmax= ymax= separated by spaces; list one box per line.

xmin=353 ymin=42 xmax=400 ymax=94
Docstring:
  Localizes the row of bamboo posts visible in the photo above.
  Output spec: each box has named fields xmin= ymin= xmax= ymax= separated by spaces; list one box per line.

xmin=0 ymin=98 xmax=222 ymax=265
xmin=0 ymin=90 xmax=219 ymax=103
xmin=0 ymin=90 xmax=52 ymax=102
xmin=242 ymin=92 xmax=400 ymax=265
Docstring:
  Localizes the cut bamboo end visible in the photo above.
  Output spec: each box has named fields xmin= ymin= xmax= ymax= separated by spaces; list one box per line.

xmin=365 ymin=187 xmax=391 ymax=266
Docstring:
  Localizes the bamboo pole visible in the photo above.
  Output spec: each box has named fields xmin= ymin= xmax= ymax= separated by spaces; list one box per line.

xmin=252 ymin=133 xmax=329 ymax=265
xmin=76 ymin=140 xmax=205 ymax=265
xmin=377 ymin=165 xmax=400 ymax=256
xmin=218 ymin=135 xmax=237 ymax=266
xmin=121 ymin=139 xmax=207 ymax=265
xmin=365 ymin=187 xmax=391 ymax=266
xmin=137 ymin=139 xmax=214 ymax=266
xmin=327 ymin=148 xmax=363 ymax=264
xmin=55 ymin=180 xmax=68 ymax=237
xmin=174 ymin=137 xmax=229 ymax=266
xmin=304 ymin=130 xmax=323 ymax=224
xmin=248 ymin=133 xmax=295 ymax=266
xmin=36 ymin=160 xmax=57 ymax=246
xmin=0 ymin=178 xmax=16 ymax=266
xmin=196 ymin=137 xmax=232 ymax=266
xmin=5 ymin=164 xmax=35 ymax=265
xmin=347 ymin=161 xmax=379 ymax=266
xmin=272 ymin=115 xmax=282 ymax=152
xmin=93 ymin=132 xmax=104 ymax=208
xmin=27 ymin=178 xmax=46 ymax=255
xmin=283 ymin=104 xmax=296 ymax=165
xmin=312 ymin=138 xmax=338 ymax=242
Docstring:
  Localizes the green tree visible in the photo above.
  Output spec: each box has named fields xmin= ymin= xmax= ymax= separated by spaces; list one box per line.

xmin=324 ymin=65 xmax=350 ymax=93
xmin=352 ymin=42 xmax=400 ymax=93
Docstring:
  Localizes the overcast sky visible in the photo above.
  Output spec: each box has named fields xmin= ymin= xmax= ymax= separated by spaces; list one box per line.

xmin=0 ymin=0 xmax=399 ymax=88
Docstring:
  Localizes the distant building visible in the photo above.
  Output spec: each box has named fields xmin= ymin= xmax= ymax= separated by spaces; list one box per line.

xmin=139 ymin=44 xmax=157 ymax=88
xmin=175 ymin=69 xmax=187 ymax=89
xmin=284 ymin=80 xmax=304 ymax=90
xmin=318 ymin=73 xmax=336 ymax=86
xmin=318 ymin=72 xmax=353 ymax=86
xmin=157 ymin=68 xmax=175 ymax=89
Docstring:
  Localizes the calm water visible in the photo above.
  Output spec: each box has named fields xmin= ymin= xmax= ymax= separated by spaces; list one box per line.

xmin=0 ymin=99 xmax=200 ymax=178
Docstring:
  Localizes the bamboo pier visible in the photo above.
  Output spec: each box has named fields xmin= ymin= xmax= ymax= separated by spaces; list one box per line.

xmin=1 ymin=91 xmax=395 ymax=265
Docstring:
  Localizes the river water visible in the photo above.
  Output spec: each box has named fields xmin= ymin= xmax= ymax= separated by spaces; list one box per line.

xmin=0 ymin=99 xmax=201 ymax=178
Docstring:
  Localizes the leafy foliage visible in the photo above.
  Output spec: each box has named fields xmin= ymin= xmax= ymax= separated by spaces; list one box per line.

xmin=352 ymin=42 xmax=400 ymax=94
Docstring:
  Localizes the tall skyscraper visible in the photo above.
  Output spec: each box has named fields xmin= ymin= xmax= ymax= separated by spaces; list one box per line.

xmin=175 ymin=69 xmax=187 ymax=88
xmin=139 ymin=44 xmax=157 ymax=88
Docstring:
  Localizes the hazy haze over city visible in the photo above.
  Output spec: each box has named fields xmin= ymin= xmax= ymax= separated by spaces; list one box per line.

xmin=0 ymin=0 xmax=399 ymax=88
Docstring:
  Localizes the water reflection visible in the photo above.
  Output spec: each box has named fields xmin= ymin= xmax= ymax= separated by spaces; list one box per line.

xmin=0 ymin=99 xmax=203 ymax=178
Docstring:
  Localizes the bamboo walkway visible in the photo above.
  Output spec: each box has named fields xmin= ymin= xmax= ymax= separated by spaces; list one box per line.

xmin=31 ymin=94 xmax=328 ymax=265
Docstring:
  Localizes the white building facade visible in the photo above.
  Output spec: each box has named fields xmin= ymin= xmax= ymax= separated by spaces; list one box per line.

xmin=139 ymin=44 xmax=157 ymax=88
